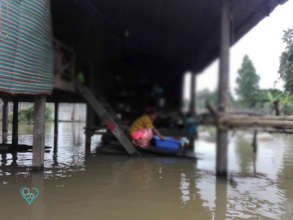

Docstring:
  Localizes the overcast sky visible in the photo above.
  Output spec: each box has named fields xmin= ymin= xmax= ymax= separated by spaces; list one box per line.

xmin=184 ymin=0 xmax=293 ymax=99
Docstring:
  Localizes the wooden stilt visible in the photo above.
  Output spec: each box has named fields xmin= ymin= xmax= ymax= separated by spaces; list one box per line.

xmin=215 ymin=178 xmax=227 ymax=220
xmin=189 ymin=73 xmax=197 ymax=148
xmin=71 ymin=103 xmax=76 ymax=121
xmin=253 ymin=152 xmax=257 ymax=176
xmin=190 ymin=73 xmax=197 ymax=116
xmin=1 ymin=153 xmax=7 ymax=165
xmin=2 ymin=99 xmax=8 ymax=144
xmin=252 ymin=130 xmax=258 ymax=153
xmin=216 ymin=0 xmax=231 ymax=177
xmin=85 ymin=104 xmax=94 ymax=156
xmin=274 ymin=100 xmax=280 ymax=116
xmin=54 ymin=102 xmax=59 ymax=152
xmin=12 ymin=101 xmax=19 ymax=146
xmin=32 ymin=96 xmax=46 ymax=169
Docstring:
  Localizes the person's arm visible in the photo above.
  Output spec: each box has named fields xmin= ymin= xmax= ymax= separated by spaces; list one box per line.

xmin=153 ymin=128 xmax=165 ymax=141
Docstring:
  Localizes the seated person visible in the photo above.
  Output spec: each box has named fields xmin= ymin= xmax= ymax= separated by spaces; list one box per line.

xmin=129 ymin=110 xmax=165 ymax=147
xmin=185 ymin=113 xmax=198 ymax=142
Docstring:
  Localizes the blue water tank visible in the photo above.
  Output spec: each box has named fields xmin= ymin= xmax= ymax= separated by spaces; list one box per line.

xmin=153 ymin=135 xmax=183 ymax=153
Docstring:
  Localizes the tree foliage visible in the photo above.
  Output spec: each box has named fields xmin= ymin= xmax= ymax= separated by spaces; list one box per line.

xmin=235 ymin=55 xmax=260 ymax=107
xmin=9 ymin=105 xmax=53 ymax=124
xmin=279 ymin=28 xmax=293 ymax=94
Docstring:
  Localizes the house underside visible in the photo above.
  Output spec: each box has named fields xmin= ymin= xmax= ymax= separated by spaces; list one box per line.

xmin=47 ymin=0 xmax=286 ymax=109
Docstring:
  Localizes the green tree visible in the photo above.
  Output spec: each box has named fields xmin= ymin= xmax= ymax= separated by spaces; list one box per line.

xmin=279 ymin=28 xmax=293 ymax=94
xmin=235 ymin=55 xmax=260 ymax=107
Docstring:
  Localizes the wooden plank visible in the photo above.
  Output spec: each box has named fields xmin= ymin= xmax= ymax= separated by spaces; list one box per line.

xmin=32 ymin=96 xmax=47 ymax=169
xmin=12 ymin=101 xmax=18 ymax=146
xmin=2 ymin=99 xmax=8 ymax=144
xmin=76 ymin=82 xmax=138 ymax=155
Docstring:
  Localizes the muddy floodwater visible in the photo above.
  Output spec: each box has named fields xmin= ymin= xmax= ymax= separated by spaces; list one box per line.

xmin=1 ymin=121 xmax=293 ymax=220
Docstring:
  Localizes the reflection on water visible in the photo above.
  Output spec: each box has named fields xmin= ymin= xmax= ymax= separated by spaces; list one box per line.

xmin=0 ymin=123 xmax=293 ymax=220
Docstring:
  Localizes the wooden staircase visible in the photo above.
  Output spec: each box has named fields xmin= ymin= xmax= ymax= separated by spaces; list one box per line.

xmin=75 ymin=81 xmax=139 ymax=155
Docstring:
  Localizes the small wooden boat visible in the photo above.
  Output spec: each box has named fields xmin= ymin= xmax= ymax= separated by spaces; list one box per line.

xmin=97 ymin=135 xmax=196 ymax=159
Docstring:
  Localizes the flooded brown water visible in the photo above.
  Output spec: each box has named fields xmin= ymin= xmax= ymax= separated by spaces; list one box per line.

xmin=1 ymin=122 xmax=293 ymax=220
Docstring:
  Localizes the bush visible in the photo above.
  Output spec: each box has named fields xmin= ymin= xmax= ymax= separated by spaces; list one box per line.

xmin=9 ymin=105 xmax=53 ymax=124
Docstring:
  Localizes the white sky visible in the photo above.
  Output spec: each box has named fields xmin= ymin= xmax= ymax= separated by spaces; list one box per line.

xmin=185 ymin=0 xmax=293 ymax=98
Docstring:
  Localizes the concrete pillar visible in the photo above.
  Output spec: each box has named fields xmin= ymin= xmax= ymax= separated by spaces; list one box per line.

xmin=54 ymin=102 xmax=59 ymax=152
xmin=12 ymin=100 xmax=19 ymax=146
xmin=2 ymin=99 xmax=8 ymax=144
xmin=216 ymin=0 xmax=231 ymax=176
xmin=32 ymin=96 xmax=46 ymax=169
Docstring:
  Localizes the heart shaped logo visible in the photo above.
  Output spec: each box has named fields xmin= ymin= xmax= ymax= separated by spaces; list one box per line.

xmin=19 ymin=186 xmax=39 ymax=206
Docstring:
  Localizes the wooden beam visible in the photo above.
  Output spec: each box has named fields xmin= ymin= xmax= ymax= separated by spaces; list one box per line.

xmin=32 ymin=96 xmax=46 ymax=169
xmin=216 ymin=0 xmax=231 ymax=177
xmin=12 ymin=101 xmax=18 ymax=146
xmin=2 ymin=99 xmax=8 ymax=144
xmin=220 ymin=117 xmax=293 ymax=128
xmin=53 ymin=75 xmax=75 ymax=92
xmin=220 ymin=115 xmax=293 ymax=121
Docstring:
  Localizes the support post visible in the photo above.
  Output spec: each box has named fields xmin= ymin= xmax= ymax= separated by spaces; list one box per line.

xmin=2 ymin=99 xmax=8 ymax=144
xmin=54 ymin=102 xmax=59 ymax=152
xmin=12 ymin=101 xmax=19 ymax=146
xmin=85 ymin=104 xmax=94 ymax=156
xmin=190 ymin=73 xmax=197 ymax=116
xmin=189 ymin=73 xmax=197 ymax=148
xmin=215 ymin=178 xmax=227 ymax=220
xmin=252 ymin=130 xmax=258 ymax=153
xmin=216 ymin=0 xmax=231 ymax=177
xmin=32 ymin=96 xmax=46 ymax=169
xmin=274 ymin=100 xmax=280 ymax=116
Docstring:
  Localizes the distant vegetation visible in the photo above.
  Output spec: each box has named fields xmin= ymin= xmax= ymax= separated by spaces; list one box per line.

xmin=9 ymin=105 xmax=53 ymax=124
xmin=196 ymin=28 xmax=293 ymax=115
